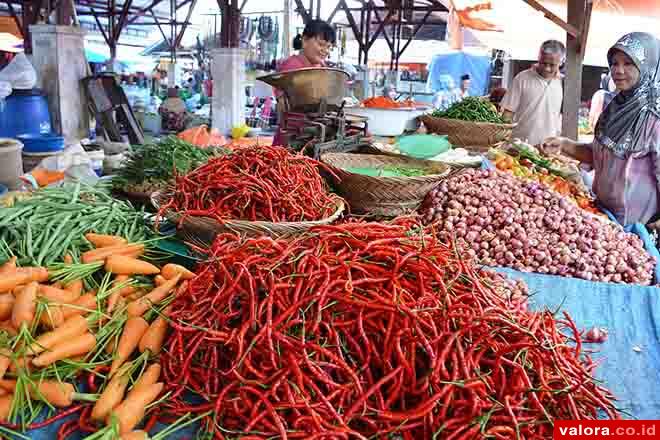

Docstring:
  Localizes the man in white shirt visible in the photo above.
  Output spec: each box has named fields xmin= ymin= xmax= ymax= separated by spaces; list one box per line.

xmin=501 ymin=40 xmax=565 ymax=146
xmin=460 ymin=74 xmax=471 ymax=99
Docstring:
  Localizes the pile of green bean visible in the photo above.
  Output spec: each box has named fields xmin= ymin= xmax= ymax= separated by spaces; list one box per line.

xmin=0 ymin=182 xmax=151 ymax=266
xmin=432 ymin=97 xmax=506 ymax=124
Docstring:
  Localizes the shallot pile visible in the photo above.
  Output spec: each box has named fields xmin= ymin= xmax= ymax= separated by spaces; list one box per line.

xmin=160 ymin=219 xmax=619 ymax=439
xmin=419 ymin=169 xmax=655 ymax=285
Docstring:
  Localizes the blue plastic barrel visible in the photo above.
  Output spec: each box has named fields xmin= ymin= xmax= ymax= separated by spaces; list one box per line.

xmin=0 ymin=89 xmax=52 ymax=139
xmin=17 ymin=133 xmax=64 ymax=153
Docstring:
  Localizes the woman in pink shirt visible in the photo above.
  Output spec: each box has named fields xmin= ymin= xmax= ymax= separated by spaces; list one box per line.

xmin=273 ymin=20 xmax=336 ymax=146
xmin=543 ymin=33 xmax=660 ymax=230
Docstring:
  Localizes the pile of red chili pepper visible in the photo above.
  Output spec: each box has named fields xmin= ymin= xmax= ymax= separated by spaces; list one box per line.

xmin=160 ymin=218 xmax=619 ymax=439
xmin=159 ymin=145 xmax=340 ymax=223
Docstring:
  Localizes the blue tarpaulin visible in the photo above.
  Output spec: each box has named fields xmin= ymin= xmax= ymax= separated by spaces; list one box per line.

xmin=84 ymin=48 xmax=108 ymax=64
xmin=426 ymin=51 xmax=492 ymax=97
xmin=495 ymin=268 xmax=660 ymax=420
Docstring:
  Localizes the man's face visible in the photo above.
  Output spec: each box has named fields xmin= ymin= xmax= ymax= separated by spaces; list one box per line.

xmin=537 ymin=51 xmax=562 ymax=79
xmin=462 ymin=79 xmax=471 ymax=90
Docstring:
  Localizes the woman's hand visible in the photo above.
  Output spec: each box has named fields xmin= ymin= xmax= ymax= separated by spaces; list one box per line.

xmin=647 ymin=219 xmax=660 ymax=232
xmin=539 ymin=137 xmax=572 ymax=156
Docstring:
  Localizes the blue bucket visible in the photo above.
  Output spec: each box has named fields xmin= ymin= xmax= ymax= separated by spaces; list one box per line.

xmin=17 ymin=133 xmax=65 ymax=154
xmin=0 ymin=184 xmax=7 ymax=197
xmin=0 ymin=89 xmax=52 ymax=139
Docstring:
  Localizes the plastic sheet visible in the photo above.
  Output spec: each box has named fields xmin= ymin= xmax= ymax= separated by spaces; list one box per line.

xmin=495 ymin=268 xmax=660 ymax=419
xmin=425 ymin=51 xmax=492 ymax=97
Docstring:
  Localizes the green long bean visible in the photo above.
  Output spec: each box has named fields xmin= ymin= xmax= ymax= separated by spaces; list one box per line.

xmin=0 ymin=182 xmax=152 ymax=266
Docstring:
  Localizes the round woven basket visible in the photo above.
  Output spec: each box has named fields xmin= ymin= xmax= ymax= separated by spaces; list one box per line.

xmin=151 ymin=191 xmax=345 ymax=243
xmin=320 ymin=153 xmax=456 ymax=217
xmin=420 ymin=115 xmax=516 ymax=153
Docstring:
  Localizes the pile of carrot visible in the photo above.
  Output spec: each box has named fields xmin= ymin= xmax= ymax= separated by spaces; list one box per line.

xmin=159 ymin=145 xmax=341 ymax=223
xmin=362 ymin=96 xmax=414 ymax=109
xmin=0 ymin=232 xmax=193 ymax=439
xmin=159 ymin=218 xmax=619 ymax=439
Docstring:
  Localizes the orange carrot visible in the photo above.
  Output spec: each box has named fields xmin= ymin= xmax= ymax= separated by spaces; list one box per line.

xmin=108 ymin=276 xmax=132 ymax=314
xmin=160 ymin=264 xmax=195 ymax=281
xmin=0 ymin=273 xmax=29 ymax=293
xmin=12 ymin=282 xmax=37 ymax=329
xmin=91 ymin=364 xmax=131 ymax=421
xmin=127 ymin=275 xmax=180 ymax=318
xmin=0 ymin=257 xmax=16 ymax=276
xmin=39 ymin=304 xmax=64 ymax=329
xmin=126 ymin=290 xmax=147 ymax=302
xmin=105 ymin=256 xmax=159 ymax=276
xmin=61 ymin=293 xmax=98 ymax=320
xmin=81 ymin=244 xmax=145 ymax=264
xmin=85 ymin=233 xmax=128 ymax=248
xmin=0 ymin=394 xmax=12 ymax=421
xmin=110 ymin=317 xmax=149 ymax=375
xmin=0 ymin=379 xmax=77 ymax=407
xmin=153 ymin=275 xmax=166 ymax=287
xmin=38 ymin=284 xmax=79 ymax=303
xmin=0 ymin=293 xmax=14 ymax=321
xmin=15 ymin=267 xmax=49 ymax=283
xmin=63 ymin=278 xmax=83 ymax=299
xmin=32 ymin=332 xmax=96 ymax=367
xmin=138 ymin=316 xmax=168 ymax=355
xmin=28 ymin=315 xmax=89 ymax=355
xmin=0 ymin=320 xmax=16 ymax=336
xmin=0 ymin=348 xmax=10 ymax=380
xmin=110 ymin=382 xmax=163 ymax=434
xmin=126 ymin=364 xmax=161 ymax=400
xmin=115 ymin=275 xmax=137 ymax=297
xmin=120 ymin=431 xmax=148 ymax=440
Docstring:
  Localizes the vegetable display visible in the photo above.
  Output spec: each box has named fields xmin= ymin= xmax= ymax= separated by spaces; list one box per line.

xmin=431 ymin=96 xmax=506 ymax=123
xmin=0 ymin=184 xmax=151 ymax=267
xmin=489 ymin=148 xmax=601 ymax=215
xmin=112 ymin=137 xmax=217 ymax=194
xmin=0 ymin=232 xmax=196 ymax=439
xmin=159 ymin=219 xmax=618 ymax=439
xmin=362 ymin=96 xmax=416 ymax=109
xmin=419 ymin=169 xmax=655 ymax=284
xmin=159 ymin=145 xmax=341 ymax=223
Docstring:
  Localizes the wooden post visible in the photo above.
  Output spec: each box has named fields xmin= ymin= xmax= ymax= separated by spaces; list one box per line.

xmin=562 ymin=0 xmax=587 ymax=139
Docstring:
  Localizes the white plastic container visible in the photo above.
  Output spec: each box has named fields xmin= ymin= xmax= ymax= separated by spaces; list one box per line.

xmin=0 ymin=138 xmax=23 ymax=189
xmin=345 ymin=107 xmax=420 ymax=137
xmin=86 ymin=149 xmax=105 ymax=176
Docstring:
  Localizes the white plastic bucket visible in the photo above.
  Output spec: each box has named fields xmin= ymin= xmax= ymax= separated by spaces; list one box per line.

xmin=86 ymin=149 xmax=105 ymax=176
xmin=0 ymin=138 xmax=23 ymax=189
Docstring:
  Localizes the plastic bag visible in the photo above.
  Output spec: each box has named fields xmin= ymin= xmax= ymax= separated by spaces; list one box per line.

xmin=21 ymin=143 xmax=99 ymax=189
xmin=0 ymin=53 xmax=37 ymax=90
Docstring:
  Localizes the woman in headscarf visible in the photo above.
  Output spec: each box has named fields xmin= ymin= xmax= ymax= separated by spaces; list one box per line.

xmin=432 ymin=75 xmax=461 ymax=111
xmin=542 ymin=32 xmax=660 ymax=228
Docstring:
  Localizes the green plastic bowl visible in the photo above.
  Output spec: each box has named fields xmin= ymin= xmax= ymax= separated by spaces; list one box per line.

xmin=396 ymin=134 xmax=452 ymax=159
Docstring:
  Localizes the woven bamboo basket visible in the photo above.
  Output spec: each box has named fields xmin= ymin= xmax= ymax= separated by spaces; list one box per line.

xmin=320 ymin=153 xmax=456 ymax=217
xmin=151 ymin=191 xmax=345 ymax=243
xmin=420 ymin=115 xmax=516 ymax=153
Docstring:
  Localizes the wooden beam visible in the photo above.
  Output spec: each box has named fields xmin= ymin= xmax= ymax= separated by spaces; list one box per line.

xmin=522 ymin=0 xmax=579 ymax=38
xmin=368 ymin=9 xmax=393 ymax=51
xmin=114 ymin=0 xmax=134 ymax=41
xmin=174 ymin=0 xmax=197 ymax=48
xmin=293 ymin=0 xmax=310 ymax=23
xmin=339 ymin=0 xmax=362 ymax=48
xmin=397 ymin=8 xmax=431 ymax=58
xmin=149 ymin=8 xmax=171 ymax=49
xmin=90 ymin=7 xmax=112 ymax=47
xmin=579 ymin=0 xmax=593 ymax=58
xmin=562 ymin=0 xmax=586 ymax=139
